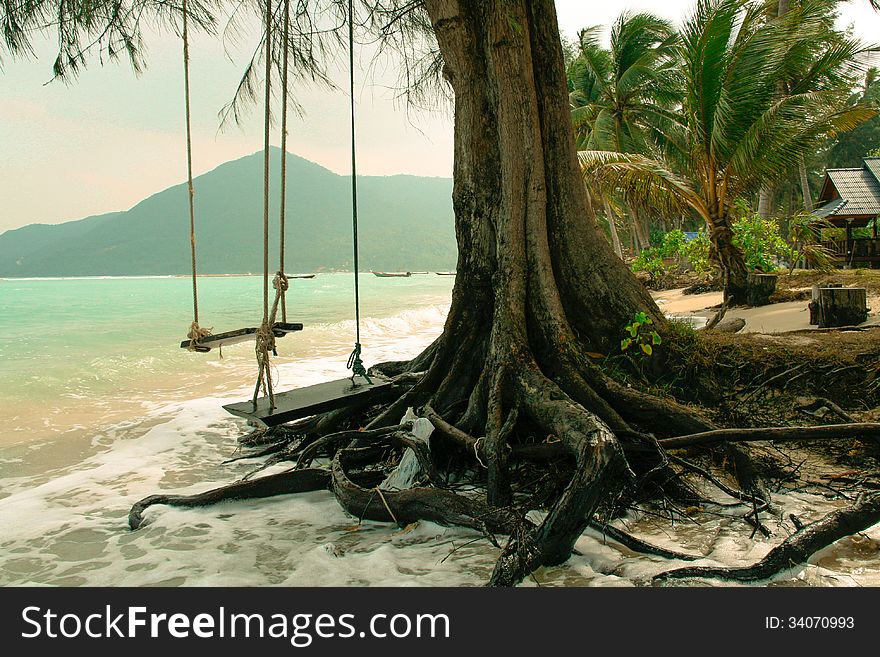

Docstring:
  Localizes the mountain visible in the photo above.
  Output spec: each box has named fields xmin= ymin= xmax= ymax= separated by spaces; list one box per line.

xmin=0 ymin=149 xmax=457 ymax=276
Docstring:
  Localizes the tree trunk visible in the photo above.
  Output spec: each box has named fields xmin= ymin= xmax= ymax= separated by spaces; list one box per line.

xmin=707 ymin=208 xmax=750 ymax=303
xmin=798 ymin=154 xmax=813 ymax=212
xmin=416 ymin=0 xmax=662 ymax=583
xmin=757 ymin=185 xmax=773 ymax=219
xmin=603 ymin=199 xmax=624 ymax=259
xmin=629 ymin=204 xmax=651 ymax=252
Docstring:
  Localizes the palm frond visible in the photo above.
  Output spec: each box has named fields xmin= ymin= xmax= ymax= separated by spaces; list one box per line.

xmin=578 ymin=150 xmax=707 ymax=220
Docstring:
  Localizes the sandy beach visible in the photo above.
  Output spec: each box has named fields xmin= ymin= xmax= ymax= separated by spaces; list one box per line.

xmin=653 ymin=287 xmax=880 ymax=333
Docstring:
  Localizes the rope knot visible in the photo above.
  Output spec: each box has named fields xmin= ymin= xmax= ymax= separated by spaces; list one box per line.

xmin=273 ymin=271 xmax=289 ymax=293
xmin=347 ymin=342 xmax=372 ymax=384
xmin=255 ymin=322 xmax=277 ymax=358
xmin=186 ymin=321 xmax=212 ymax=351
xmin=253 ymin=322 xmax=277 ymax=409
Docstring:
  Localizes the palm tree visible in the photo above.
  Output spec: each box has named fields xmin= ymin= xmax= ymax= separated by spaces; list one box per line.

xmin=568 ymin=13 xmax=682 ymax=257
xmin=581 ymin=0 xmax=876 ymax=301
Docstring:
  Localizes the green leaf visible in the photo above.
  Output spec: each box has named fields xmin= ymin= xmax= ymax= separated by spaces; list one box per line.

xmin=640 ymin=343 xmax=653 ymax=356
xmin=652 ymin=332 xmax=662 ymax=345
xmin=621 ymin=338 xmax=632 ymax=351
xmin=628 ymin=323 xmax=640 ymax=336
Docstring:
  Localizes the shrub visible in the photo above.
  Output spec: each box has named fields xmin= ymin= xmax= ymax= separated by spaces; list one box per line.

xmin=681 ymin=232 xmax=711 ymax=274
xmin=731 ymin=214 xmax=787 ymax=272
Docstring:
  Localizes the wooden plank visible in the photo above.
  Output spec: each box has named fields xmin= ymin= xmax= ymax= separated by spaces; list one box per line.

xmin=223 ymin=377 xmax=394 ymax=427
xmin=180 ymin=322 xmax=303 ymax=351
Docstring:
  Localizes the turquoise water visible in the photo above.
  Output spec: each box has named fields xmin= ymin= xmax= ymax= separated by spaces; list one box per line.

xmin=0 ymin=273 xmax=454 ymax=444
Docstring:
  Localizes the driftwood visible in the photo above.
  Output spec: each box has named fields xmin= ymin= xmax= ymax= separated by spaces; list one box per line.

xmin=703 ymin=299 xmax=730 ymax=330
xmin=795 ymin=397 xmax=856 ymax=424
xmin=654 ymin=493 xmax=880 ymax=583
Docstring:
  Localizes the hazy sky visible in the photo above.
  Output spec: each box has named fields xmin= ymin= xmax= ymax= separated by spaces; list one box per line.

xmin=2 ymin=0 xmax=879 ymax=231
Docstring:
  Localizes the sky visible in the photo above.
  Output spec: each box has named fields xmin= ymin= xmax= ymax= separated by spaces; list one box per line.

xmin=1 ymin=0 xmax=879 ymax=232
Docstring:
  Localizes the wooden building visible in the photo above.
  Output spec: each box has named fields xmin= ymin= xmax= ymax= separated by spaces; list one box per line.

xmin=814 ymin=156 xmax=880 ymax=268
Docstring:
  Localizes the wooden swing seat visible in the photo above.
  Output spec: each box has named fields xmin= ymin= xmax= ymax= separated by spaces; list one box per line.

xmin=222 ymin=377 xmax=393 ymax=427
xmin=180 ymin=322 xmax=303 ymax=352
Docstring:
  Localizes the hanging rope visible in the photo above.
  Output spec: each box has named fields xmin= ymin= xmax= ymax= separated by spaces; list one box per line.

xmin=182 ymin=0 xmax=211 ymax=350
xmin=254 ymin=0 xmax=276 ymax=407
xmin=346 ymin=0 xmax=371 ymax=385
xmin=277 ymin=0 xmax=290 ymax=323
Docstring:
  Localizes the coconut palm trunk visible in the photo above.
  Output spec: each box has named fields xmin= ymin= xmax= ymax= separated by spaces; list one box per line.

xmin=799 ymin=155 xmax=814 ymax=212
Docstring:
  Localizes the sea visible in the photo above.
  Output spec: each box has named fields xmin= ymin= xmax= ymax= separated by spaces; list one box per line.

xmin=1 ymin=273 xmax=878 ymax=587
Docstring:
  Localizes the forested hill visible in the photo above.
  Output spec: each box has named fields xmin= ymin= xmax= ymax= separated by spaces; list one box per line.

xmin=0 ymin=149 xmax=457 ymax=277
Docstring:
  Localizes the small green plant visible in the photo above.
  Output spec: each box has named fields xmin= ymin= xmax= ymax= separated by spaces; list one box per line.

xmin=621 ymin=311 xmax=662 ymax=356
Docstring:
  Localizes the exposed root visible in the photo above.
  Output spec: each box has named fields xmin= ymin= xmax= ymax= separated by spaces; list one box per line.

xmin=654 ymin=493 xmax=880 ymax=583
xmin=295 ymin=424 xmax=410 ymax=468
xmin=660 ymin=423 xmax=880 ymax=450
xmin=330 ymin=446 xmax=521 ymax=534
xmin=128 ymin=468 xmax=332 ymax=530
xmin=587 ymin=520 xmax=701 ymax=561
xmin=488 ymin=367 xmax=628 ymax=586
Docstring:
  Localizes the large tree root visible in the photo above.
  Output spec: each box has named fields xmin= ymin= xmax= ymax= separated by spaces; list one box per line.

xmin=330 ymin=445 xmax=522 ymax=535
xmin=653 ymin=493 xmax=880 ymax=584
xmin=487 ymin=367 xmax=628 ymax=586
xmin=129 ymin=468 xmax=332 ymax=530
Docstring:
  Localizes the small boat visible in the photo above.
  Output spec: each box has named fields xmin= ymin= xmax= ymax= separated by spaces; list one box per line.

xmin=373 ymin=271 xmax=412 ymax=278
xmin=409 ymin=271 xmax=429 ymax=275
xmin=435 ymin=271 xmax=457 ymax=276
xmin=289 ymin=274 xmax=316 ymax=279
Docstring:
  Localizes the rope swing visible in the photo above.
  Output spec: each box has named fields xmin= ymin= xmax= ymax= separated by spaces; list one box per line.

xmin=218 ymin=1 xmax=393 ymax=427
xmin=182 ymin=0 xmax=212 ymax=349
xmin=252 ymin=0 xmax=280 ymax=409
xmin=278 ymin=0 xmax=291 ymax=325
xmin=346 ymin=0 xmax=371 ymax=385
xmin=180 ymin=0 xmax=383 ymax=427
